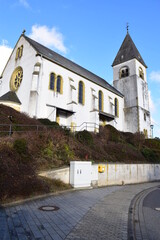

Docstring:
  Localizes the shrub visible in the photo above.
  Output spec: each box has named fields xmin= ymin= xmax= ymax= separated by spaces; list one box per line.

xmin=13 ymin=138 xmax=27 ymax=155
xmin=121 ymin=132 xmax=134 ymax=144
xmin=41 ymin=141 xmax=54 ymax=158
xmin=102 ymin=125 xmax=123 ymax=143
xmin=42 ymin=177 xmax=71 ymax=192
xmin=144 ymin=139 xmax=160 ymax=150
xmin=0 ymin=144 xmax=47 ymax=201
xmin=56 ymin=143 xmax=74 ymax=164
xmin=132 ymin=132 xmax=145 ymax=149
xmin=0 ymin=104 xmax=42 ymax=126
xmin=141 ymin=147 xmax=160 ymax=163
xmin=62 ymin=126 xmax=71 ymax=136
xmin=38 ymin=118 xmax=59 ymax=127
xmin=76 ymin=130 xmax=93 ymax=146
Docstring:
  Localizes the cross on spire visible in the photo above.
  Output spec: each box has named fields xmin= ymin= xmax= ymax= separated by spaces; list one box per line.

xmin=126 ymin=23 xmax=129 ymax=33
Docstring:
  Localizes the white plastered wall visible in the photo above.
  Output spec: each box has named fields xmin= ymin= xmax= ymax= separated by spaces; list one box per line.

xmin=0 ymin=36 xmax=40 ymax=115
xmin=113 ymin=59 xmax=151 ymax=134
xmin=0 ymin=35 xmax=124 ymax=132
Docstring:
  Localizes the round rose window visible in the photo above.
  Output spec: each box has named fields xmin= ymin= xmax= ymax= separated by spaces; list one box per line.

xmin=10 ymin=67 xmax=23 ymax=91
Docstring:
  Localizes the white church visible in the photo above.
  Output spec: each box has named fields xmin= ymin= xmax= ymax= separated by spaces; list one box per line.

xmin=0 ymin=30 xmax=151 ymax=137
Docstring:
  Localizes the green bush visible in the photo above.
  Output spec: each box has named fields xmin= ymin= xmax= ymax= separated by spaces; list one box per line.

xmin=41 ymin=141 xmax=54 ymax=158
xmin=145 ymin=139 xmax=160 ymax=149
xmin=63 ymin=144 xmax=74 ymax=159
xmin=38 ymin=118 xmax=59 ymax=127
xmin=62 ymin=126 xmax=71 ymax=136
xmin=141 ymin=147 xmax=160 ymax=163
xmin=103 ymin=125 xmax=123 ymax=142
xmin=56 ymin=144 xmax=74 ymax=163
xmin=13 ymin=138 xmax=27 ymax=155
xmin=76 ymin=130 xmax=93 ymax=146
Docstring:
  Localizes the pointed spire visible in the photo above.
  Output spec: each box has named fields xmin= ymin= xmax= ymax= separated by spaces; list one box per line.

xmin=112 ymin=32 xmax=147 ymax=68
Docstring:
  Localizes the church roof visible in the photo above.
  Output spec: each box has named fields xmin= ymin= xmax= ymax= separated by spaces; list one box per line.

xmin=0 ymin=91 xmax=21 ymax=104
xmin=112 ymin=33 xmax=147 ymax=68
xmin=24 ymin=35 xmax=123 ymax=97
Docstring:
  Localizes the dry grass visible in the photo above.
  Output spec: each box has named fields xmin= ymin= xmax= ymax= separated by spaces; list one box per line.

xmin=0 ymin=104 xmax=160 ymax=203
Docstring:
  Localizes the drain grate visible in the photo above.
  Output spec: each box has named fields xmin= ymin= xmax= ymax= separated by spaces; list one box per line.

xmin=38 ymin=206 xmax=59 ymax=211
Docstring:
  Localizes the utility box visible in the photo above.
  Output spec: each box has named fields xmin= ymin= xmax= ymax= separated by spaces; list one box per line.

xmin=70 ymin=161 xmax=92 ymax=188
xmin=98 ymin=165 xmax=105 ymax=173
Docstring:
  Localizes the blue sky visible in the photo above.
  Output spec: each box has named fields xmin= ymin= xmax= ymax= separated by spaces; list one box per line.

xmin=0 ymin=0 xmax=160 ymax=137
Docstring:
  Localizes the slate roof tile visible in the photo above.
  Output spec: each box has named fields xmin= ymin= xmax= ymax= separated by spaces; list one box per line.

xmin=112 ymin=33 xmax=147 ymax=68
xmin=24 ymin=35 xmax=123 ymax=97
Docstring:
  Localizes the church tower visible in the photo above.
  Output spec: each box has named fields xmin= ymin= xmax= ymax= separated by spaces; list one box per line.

xmin=112 ymin=30 xmax=151 ymax=137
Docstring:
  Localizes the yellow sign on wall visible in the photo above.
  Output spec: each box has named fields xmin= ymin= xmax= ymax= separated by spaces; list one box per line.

xmin=98 ymin=165 xmax=105 ymax=173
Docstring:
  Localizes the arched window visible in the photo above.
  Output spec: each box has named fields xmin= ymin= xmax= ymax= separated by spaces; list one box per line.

xmin=15 ymin=48 xmax=20 ymax=60
xmin=120 ymin=66 xmax=129 ymax=79
xmin=15 ymin=45 xmax=23 ymax=60
xmin=98 ymin=90 xmax=104 ymax=111
xmin=114 ymin=98 xmax=119 ymax=117
xmin=139 ymin=67 xmax=144 ymax=80
xmin=49 ymin=73 xmax=55 ymax=90
xmin=78 ymin=81 xmax=85 ymax=105
xmin=19 ymin=45 xmax=23 ymax=58
xmin=56 ymin=75 xmax=63 ymax=94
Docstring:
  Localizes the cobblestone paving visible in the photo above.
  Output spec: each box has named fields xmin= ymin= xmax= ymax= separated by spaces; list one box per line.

xmin=0 ymin=186 xmax=121 ymax=240
xmin=0 ymin=182 xmax=160 ymax=240
xmin=66 ymin=182 xmax=160 ymax=240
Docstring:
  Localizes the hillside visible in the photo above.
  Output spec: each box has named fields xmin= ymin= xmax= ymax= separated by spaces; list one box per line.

xmin=0 ymin=104 xmax=160 ymax=203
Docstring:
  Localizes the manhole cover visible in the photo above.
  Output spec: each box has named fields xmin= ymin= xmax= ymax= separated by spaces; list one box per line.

xmin=39 ymin=206 xmax=59 ymax=211
xmin=155 ymin=208 xmax=160 ymax=211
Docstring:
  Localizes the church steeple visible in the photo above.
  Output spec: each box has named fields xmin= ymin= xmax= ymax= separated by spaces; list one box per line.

xmin=112 ymin=33 xmax=147 ymax=68
xmin=112 ymin=31 xmax=150 ymax=136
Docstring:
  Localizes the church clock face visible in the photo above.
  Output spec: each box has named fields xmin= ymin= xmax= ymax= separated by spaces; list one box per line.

xmin=10 ymin=67 xmax=23 ymax=91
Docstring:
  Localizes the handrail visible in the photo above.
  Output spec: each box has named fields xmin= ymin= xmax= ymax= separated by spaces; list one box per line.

xmin=0 ymin=122 xmax=100 ymax=136
xmin=63 ymin=122 xmax=99 ymax=132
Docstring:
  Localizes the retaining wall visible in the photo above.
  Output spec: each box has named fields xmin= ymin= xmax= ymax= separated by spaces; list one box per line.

xmin=95 ymin=163 xmax=160 ymax=187
xmin=39 ymin=167 xmax=70 ymax=184
xmin=39 ymin=163 xmax=160 ymax=188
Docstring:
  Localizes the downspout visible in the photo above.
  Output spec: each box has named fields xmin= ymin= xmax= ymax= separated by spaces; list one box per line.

xmin=35 ymin=54 xmax=43 ymax=118
xmin=136 ymin=76 xmax=140 ymax=132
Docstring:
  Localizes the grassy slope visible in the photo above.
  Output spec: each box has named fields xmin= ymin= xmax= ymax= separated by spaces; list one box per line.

xmin=0 ymin=104 xmax=160 ymax=203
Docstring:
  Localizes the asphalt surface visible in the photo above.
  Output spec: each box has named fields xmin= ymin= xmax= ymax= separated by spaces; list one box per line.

xmin=143 ymin=188 xmax=160 ymax=240
xmin=129 ymin=184 xmax=160 ymax=240
xmin=0 ymin=182 xmax=160 ymax=240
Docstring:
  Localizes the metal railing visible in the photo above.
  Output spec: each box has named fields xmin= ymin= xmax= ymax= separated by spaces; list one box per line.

xmin=0 ymin=122 xmax=100 ymax=136
xmin=74 ymin=122 xmax=99 ymax=132
xmin=0 ymin=124 xmax=51 ymax=136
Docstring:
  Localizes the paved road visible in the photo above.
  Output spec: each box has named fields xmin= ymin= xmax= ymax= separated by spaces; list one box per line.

xmin=129 ymin=184 xmax=160 ymax=240
xmin=143 ymin=187 xmax=160 ymax=240
xmin=0 ymin=182 xmax=160 ymax=240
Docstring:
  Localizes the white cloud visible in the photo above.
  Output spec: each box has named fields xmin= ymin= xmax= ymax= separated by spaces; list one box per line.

xmin=28 ymin=25 xmax=67 ymax=54
xmin=0 ymin=41 xmax=13 ymax=75
xmin=19 ymin=0 xmax=30 ymax=8
xmin=149 ymin=71 xmax=160 ymax=82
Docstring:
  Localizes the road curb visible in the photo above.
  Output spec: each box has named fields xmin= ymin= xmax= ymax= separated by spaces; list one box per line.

xmin=128 ymin=184 xmax=160 ymax=240
xmin=1 ymin=186 xmax=96 ymax=208
xmin=1 ymin=188 xmax=75 ymax=208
